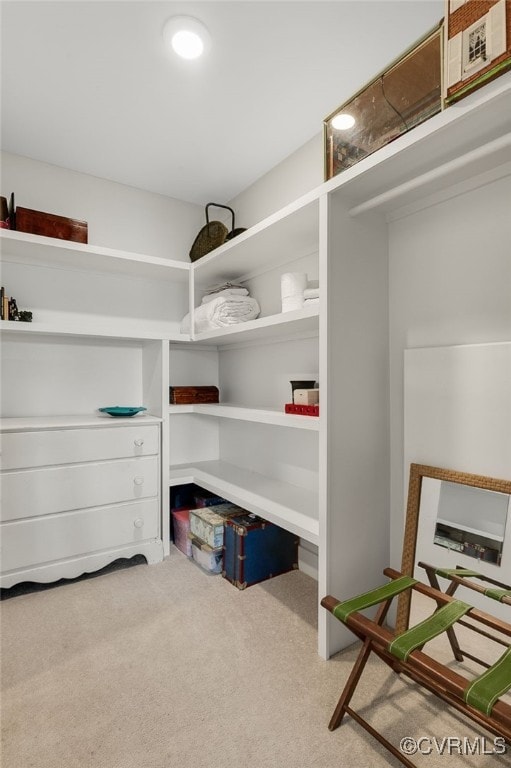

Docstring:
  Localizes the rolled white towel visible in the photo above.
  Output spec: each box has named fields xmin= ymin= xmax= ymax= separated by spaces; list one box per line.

xmin=282 ymin=296 xmax=305 ymax=313
xmin=202 ymin=288 xmax=249 ymax=304
xmin=304 ymin=297 xmax=319 ymax=305
xmin=180 ymin=296 xmax=260 ymax=334
xmin=304 ymin=287 xmax=319 ymax=299
xmin=281 ymin=272 xmax=307 ymax=312
xmin=203 ymin=281 xmax=246 ymax=295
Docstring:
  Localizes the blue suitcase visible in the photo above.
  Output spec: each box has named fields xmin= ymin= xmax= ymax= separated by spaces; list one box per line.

xmin=222 ymin=513 xmax=298 ymax=589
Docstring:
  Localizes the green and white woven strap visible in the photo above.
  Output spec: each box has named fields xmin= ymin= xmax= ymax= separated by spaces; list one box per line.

xmin=434 ymin=567 xmax=481 ymax=580
xmin=464 ymin=646 xmax=511 ymax=716
xmin=483 ymin=587 xmax=511 ymax=602
xmin=434 ymin=567 xmax=511 ymax=602
xmin=388 ymin=600 xmax=472 ymax=662
xmin=332 ymin=575 xmax=417 ymax=624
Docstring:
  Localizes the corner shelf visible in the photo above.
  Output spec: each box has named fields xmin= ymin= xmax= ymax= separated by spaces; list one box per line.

xmin=0 ymin=229 xmax=190 ymax=282
xmin=192 ymin=195 xmax=320 ymax=285
xmin=168 ymin=403 xmax=320 ymax=430
xmin=192 ymin=305 xmax=319 ymax=346
xmin=0 ymin=319 xmax=189 ymax=342
xmin=169 ymin=460 xmax=319 ymax=544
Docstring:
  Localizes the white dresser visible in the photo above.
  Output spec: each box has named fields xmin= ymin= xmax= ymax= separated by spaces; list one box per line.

xmin=0 ymin=415 xmax=163 ymax=588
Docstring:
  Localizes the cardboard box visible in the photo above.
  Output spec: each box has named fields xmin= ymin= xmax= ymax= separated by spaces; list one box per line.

xmin=189 ymin=503 xmax=241 ymax=548
xmin=294 ymin=388 xmax=319 ymax=405
xmin=15 ymin=207 xmax=88 ymax=243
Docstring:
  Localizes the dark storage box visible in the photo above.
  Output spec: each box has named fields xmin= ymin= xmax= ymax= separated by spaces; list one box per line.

xmin=15 ymin=207 xmax=88 ymax=243
xmin=223 ymin=513 xmax=298 ymax=589
xmin=169 ymin=386 xmax=219 ymax=404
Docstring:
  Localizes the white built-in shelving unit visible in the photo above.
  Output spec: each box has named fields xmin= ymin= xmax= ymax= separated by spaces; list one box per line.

xmin=1 ymin=71 xmax=510 ymax=658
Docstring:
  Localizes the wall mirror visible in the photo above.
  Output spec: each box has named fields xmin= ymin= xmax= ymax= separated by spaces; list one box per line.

xmin=396 ymin=463 xmax=511 ymax=632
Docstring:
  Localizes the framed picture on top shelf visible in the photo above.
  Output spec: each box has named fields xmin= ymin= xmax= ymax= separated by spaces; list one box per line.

xmin=324 ymin=22 xmax=443 ymax=180
xmin=444 ymin=0 xmax=511 ymax=106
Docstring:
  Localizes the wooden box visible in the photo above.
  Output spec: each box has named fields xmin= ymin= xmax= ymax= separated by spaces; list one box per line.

xmin=222 ymin=513 xmax=298 ymax=590
xmin=169 ymin=386 xmax=219 ymax=404
xmin=15 ymin=207 xmax=88 ymax=243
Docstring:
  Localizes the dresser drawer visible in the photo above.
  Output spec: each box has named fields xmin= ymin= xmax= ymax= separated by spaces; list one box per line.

xmin=1 ymin=456 xmax=159 ymax=522
xmin=1 ymin=424 xmax=160 ymax=470
xmin=0 ymin=499 xmax=160 ymax=572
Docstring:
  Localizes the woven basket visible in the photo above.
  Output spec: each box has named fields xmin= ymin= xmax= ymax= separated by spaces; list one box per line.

xmin=189 ymin=204 xmax=231 ymax=262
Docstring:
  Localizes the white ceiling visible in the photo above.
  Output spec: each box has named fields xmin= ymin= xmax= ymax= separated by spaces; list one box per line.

xmin=1 ymin=0 xmax=444 ymax=206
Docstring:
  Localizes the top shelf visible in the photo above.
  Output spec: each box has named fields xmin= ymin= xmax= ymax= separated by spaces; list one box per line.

xmin=0 ymin=229 xmax=191 ymax=282
xmin=191 ymin=73 xmax=511 ymax=283
xmin=2 ymin=74 xmax=509 ymax=291
xmin=192 ymin=195 xmax=320 ymax=285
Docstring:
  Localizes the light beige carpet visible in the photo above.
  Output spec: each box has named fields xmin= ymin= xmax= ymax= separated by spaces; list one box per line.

xmin=1 ymin=552 xmax=509 ymax=768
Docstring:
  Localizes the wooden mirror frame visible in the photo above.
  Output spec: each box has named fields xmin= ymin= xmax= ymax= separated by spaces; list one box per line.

xmin=396 ymin=463 xmax=511 ymax=633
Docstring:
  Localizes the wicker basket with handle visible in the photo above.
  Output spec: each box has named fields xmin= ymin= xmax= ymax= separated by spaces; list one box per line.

xmin=189 ymin=203 xmax=245 ymax=262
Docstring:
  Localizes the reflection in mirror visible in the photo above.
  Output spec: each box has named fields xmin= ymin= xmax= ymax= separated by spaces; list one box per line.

xmin=324 ymin=23 xmax=442 ymax=180
xmin=397 ymin=464 xmax=511 ymax=633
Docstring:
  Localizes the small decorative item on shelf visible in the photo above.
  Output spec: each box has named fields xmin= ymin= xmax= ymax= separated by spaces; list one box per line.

xmin=189 ymin=203 xmax=246 ymax=262
xmin=444 ymin=0 xmax=511 ymax=106
xmin=0 ymin=287 xmax=30 ymax=321
xmin=169 ymin=385 xmax=219 ymax=404
xmin=285 ymin=403 xmax=319 ymax=417
xmin=324 ymin=21 xmax=443 ymax=180
xmin=98 ymin=406 xmax=147 ymax=418
xmin=0 ymin=196 xmax=10 ymax=228
xmin=294 ymin=388 xmax=319 ymax=405
xmin=289 ymin=380 xmax=316 ymax=402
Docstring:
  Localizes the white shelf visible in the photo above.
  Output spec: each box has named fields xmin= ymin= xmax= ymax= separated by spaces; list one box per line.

xmin=0 ymin=414 xmax=163 ymax=432
xmin=192 ymin=195 xmax=320 ymax=285
xmin=169 ymin=460 xmax=319 ymax=544
xmin=436 ymin=517 xmax=505 ymax=543
xmin=0 ymin=319 xmax=190 ymax=342
xmin=192 ymin=305 xmax=319 ymax=346
xmin=0 ymin=229 xmax=190 ymax=282
xmin=168 ymin=403 xmax=320 ymax=430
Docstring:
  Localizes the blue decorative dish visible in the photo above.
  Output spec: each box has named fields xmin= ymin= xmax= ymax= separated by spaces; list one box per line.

xmin=98 ymin=406 xmax=147 ymax=418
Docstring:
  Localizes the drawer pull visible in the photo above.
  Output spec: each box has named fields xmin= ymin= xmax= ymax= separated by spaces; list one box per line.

xmin=133 ymin=476 xmax=144 ymax=486
xmin=134 ymin=518 xmax=144 ymax=529
xmin=134 ymin=439 xmax=144 ymax=447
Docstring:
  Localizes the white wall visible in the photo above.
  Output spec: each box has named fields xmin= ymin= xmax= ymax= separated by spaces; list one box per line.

xmin=1 ymin=152 xmax=203 ymax=260
xmin=228 ymin=133 xmax=322 ymax=227
xmin=389 ymin=174 xmax=511 ymax=569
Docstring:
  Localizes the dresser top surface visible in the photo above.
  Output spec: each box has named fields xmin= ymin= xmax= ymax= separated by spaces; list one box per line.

xmin=0 ymin=414 xmax=162 ymax=432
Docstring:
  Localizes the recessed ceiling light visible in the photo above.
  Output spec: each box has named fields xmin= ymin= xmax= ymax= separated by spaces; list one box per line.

xmin=331 ymin=113 xmax=356 ymax=130
xmin=163 ymin=16 xmax=210 ymax=60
